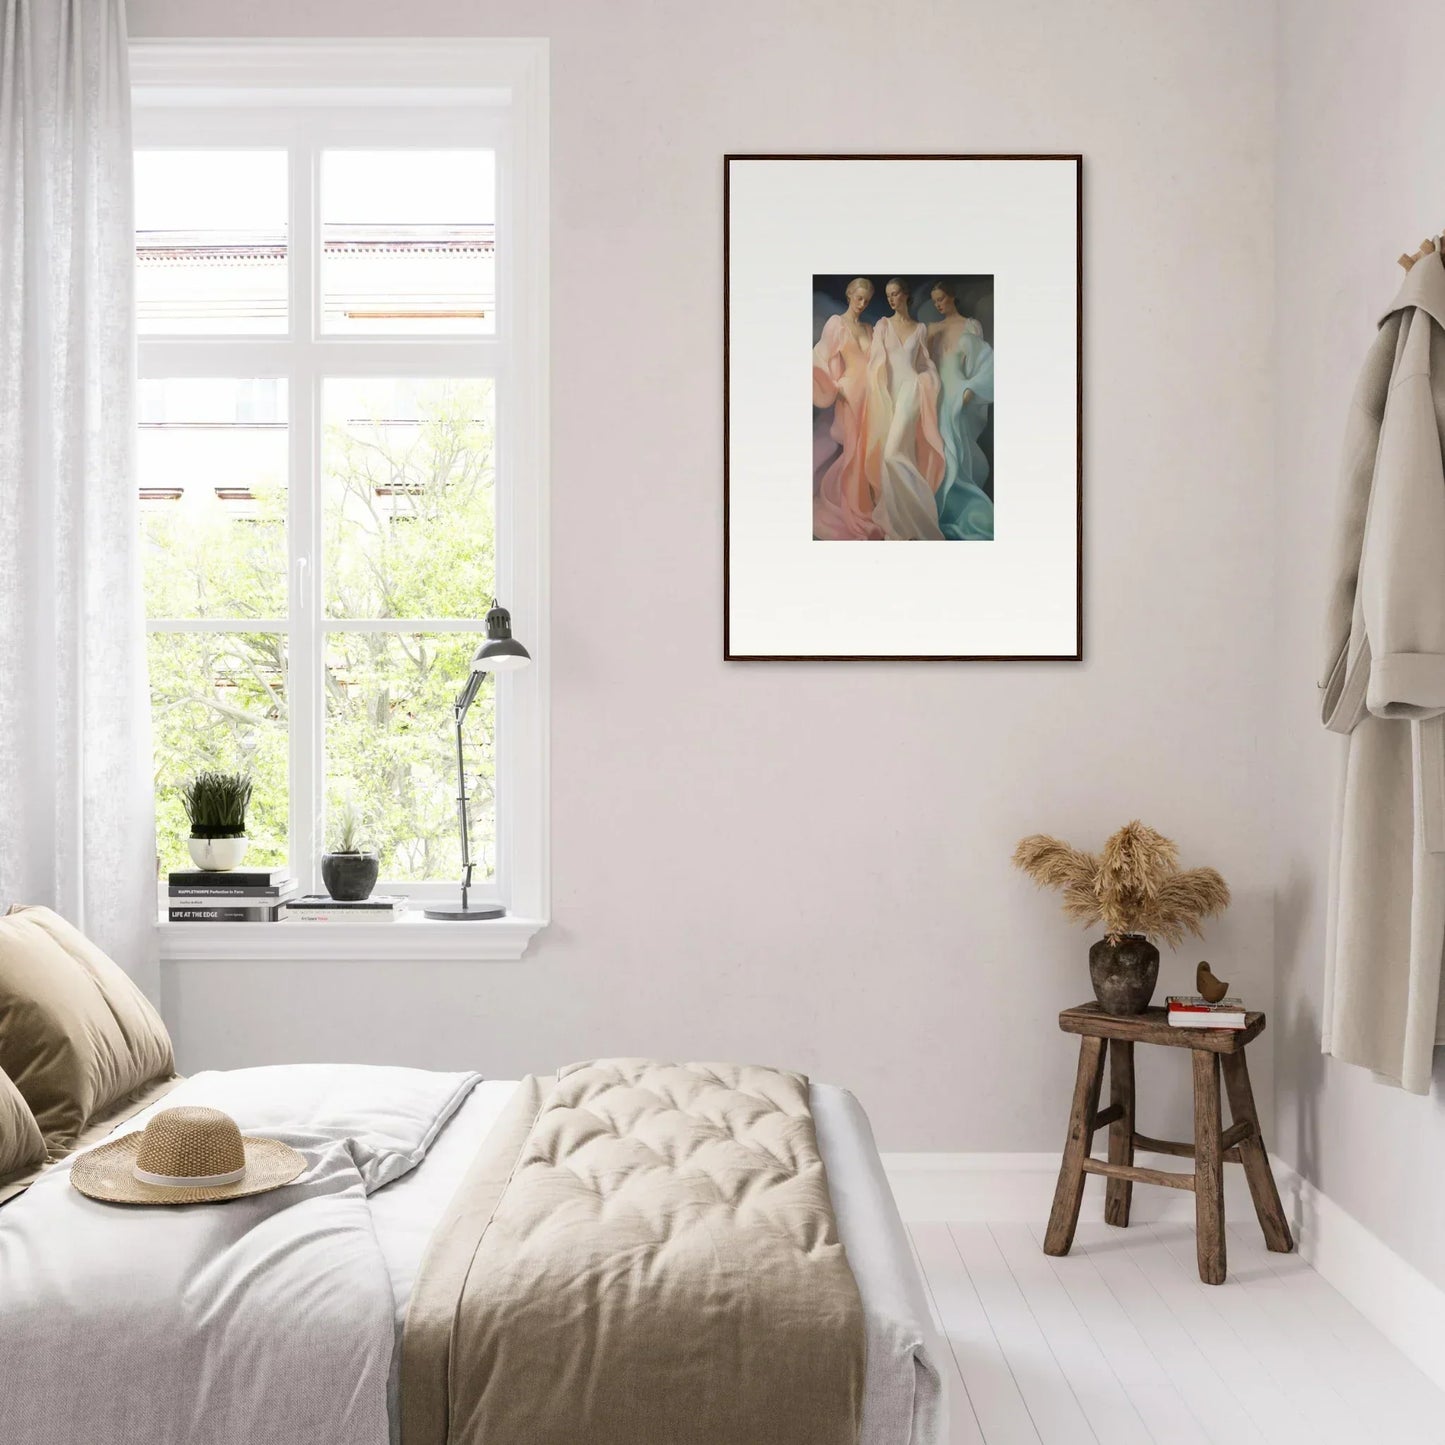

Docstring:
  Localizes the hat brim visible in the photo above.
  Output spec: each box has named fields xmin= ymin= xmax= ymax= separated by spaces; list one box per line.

xmin=70 ymin=1132 xmax=307 ymax=1206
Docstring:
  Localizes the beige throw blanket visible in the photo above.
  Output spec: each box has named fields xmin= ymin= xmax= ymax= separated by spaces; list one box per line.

xmin=401 ymin=1059 xmax=866 ymax=1445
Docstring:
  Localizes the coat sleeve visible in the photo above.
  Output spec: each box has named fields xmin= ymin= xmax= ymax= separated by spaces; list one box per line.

xmin=1319 ymin=320 xmax=1396 ymax=732
xmin=1361 ymin=316 xmax=1445 ymax=720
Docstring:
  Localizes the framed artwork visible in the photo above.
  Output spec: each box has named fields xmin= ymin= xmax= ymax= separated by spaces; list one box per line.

xmin=724 ymin=154 xmax=1082 ymax=661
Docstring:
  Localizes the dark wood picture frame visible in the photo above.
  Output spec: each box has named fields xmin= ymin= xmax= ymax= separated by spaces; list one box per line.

xmin=723 ymin=153 xmax=1083 ymax=662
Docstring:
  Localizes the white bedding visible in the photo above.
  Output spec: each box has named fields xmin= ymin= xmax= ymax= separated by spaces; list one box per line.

xmin=0 ymin=1065 xmax=479 ymax=1445
xmin=368 ymin=1080 xmax=945 ymax=1445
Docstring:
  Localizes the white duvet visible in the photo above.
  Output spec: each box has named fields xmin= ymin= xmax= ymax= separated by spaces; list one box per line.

xmin=0 ymin=1067 xmax=943 ymax=1445
xmin=0 ymin=1065 xmax=478 ymax=1445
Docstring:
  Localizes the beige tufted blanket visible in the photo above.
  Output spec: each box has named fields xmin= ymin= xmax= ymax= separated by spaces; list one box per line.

xmin=400 ymin=1059 xmax=866 ymax=1445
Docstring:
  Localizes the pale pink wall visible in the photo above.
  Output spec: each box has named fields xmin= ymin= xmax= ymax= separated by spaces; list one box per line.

xmin=1273 ymin=0 xmax=1445 ymax=1290
xmin=132 ymin=0 xmax=1276 ymax=1151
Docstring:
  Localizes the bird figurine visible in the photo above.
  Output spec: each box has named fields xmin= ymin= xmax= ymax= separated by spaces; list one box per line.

xmin=1196 ymin=961 xmax=1229 ymax=1003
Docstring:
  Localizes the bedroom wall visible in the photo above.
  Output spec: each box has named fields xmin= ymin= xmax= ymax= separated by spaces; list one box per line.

xmin=128 ymin=0 xmax=1277 ymax=1152
xmin=1273 ymin=0 xmax=1445 ymax=1292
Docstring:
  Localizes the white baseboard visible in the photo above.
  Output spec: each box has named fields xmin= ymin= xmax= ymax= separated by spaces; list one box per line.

xmin=882 ymin=1151 xmax=1445 ymax=1396
xmin=1270 ymin=1156 xmax=1445 ymax=1395
xmin=881 ymin=1150 xmax=1256 ymax=1224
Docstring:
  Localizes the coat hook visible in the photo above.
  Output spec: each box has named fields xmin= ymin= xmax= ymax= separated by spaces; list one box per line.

xmin=1400 ymin=236 xmax=1439 ymax=272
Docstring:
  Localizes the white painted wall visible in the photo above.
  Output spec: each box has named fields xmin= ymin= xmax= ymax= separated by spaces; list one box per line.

xmin=1273 ymin=0 xmax=1445 ymax=1294
xmin=128 ymin=0 xmax=1277 ymax=1152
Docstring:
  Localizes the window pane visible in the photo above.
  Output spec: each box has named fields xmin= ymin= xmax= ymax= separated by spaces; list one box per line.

xmin=135 ymin=151 xmax=287 ymax=334
xmin=321 ymin=151 xmax=495 ymax=334
xmin=323 ymin=379 xmax=495 ymax=619
xmin=325 ymin=632 xmax=493 ymax=882
xmin=139 ymin=379 xmax=288 ymax=620
xmin=149 ymin=632 xmax=289 ymax=873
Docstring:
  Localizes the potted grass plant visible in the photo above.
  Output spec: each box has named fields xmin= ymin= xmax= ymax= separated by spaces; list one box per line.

xmin=321 ymin=801 xmax=380 ymax=902
xmin=1012 ymin=820 xmax=1231 ymax=1015
xmin=182 ymin=771 xmax=254 ymax=872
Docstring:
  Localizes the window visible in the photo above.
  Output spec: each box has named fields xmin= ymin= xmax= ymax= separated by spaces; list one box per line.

xmin=132 ymin=42 xmax=549 ymax=952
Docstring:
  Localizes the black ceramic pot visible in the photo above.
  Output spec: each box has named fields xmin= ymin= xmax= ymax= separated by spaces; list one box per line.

xmin=320 ymin=851 xmax=380 ymax=902
xmin=1088 ymin=934 xmax=1160 ymax=1015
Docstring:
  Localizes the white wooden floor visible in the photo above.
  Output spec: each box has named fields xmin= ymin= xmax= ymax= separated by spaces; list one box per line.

xmin=908 ymin=1218 xmax=1445 ymax=1445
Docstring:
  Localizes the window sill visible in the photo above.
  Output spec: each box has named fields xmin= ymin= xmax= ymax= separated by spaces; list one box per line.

xmin=156 ymin=913 xmax=546 ymax=962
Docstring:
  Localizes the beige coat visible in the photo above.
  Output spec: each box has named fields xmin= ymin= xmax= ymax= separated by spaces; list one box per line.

xmin=1321 ymin=250 xmax=1445 ymax=1093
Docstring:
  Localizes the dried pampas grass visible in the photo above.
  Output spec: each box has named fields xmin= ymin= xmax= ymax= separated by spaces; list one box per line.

xmin=1012 ymin=820 xmax=1229 ymax=947
xmin=1011 ymin=835 xmax=1101 ymax=928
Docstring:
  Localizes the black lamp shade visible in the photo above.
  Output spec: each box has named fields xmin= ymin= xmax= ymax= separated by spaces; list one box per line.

xmin=472 ymin=601 xmax=531 ymax=674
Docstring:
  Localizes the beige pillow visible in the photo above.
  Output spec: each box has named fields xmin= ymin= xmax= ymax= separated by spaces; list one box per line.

xmin=0 ymin=1063 xmax=45 ymax=1186
xmin=0 ymin=906 xmax=175 ymax=1152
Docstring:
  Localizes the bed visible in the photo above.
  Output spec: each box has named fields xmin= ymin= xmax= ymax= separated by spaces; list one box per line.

xmin=0 ymin=910 xmax=944 ymax=1442
xmin=0 ymin=1062 xmax=945 ymax=1445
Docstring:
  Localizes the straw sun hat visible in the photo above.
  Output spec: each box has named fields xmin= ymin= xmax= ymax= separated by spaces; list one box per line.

xmin=70 ymin=1106 xmax=306 ymax=1206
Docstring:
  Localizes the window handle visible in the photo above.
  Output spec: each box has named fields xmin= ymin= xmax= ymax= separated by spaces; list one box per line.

xmin=297 ymin=555 xmax=309 ymax=612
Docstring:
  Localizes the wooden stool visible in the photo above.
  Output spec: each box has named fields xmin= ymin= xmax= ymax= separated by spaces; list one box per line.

xmin=1043 ymin=1002 xmax=1292 ymax=1284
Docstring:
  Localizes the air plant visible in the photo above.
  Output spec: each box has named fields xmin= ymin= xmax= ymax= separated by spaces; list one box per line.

xmin=1012 ymin=820 xmax=1230 ymax=947
xmin=327 ymin=799 xmax=371 ymax=856
xmin=181 ymin=771 xmax=253 ymax=839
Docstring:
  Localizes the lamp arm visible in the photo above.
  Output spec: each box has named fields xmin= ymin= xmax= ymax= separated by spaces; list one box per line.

xmin=455 ymin=668 xmax=485 ymax=719
xmin=453 ymin=702 xmax=473 ymax=910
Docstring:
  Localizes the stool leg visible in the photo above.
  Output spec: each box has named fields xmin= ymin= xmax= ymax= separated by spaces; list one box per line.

xmin=1104 ymin=1039 xmax=1135 ymax=1227
xmin=1045 ymin=1035 xmax=1106 ymax=1257
xmin=1221 ymin=1051 xmax=1294 ymax=1254
xmin=1192 ymin=1048 xmax=1226 ymax=1284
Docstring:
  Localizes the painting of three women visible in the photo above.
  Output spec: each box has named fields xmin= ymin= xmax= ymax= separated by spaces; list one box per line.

xmin=812 ymin=273 xmax=994 ymax=542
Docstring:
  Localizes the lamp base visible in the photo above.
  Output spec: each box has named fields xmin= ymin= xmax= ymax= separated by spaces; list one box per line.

xmin=423 ymin=902 xmax=506 ymax=921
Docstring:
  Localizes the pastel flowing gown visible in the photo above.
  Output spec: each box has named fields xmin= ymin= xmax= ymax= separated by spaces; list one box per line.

xmin=812 ymin=315 xmax=883 ymax=540
xmin=932 ymin=319 xmax=995 ymax=540
xmin=864 ymin=318 xmax=946 ymax=540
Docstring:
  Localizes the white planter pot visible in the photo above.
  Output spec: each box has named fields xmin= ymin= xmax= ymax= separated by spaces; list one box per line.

xmin=187 ymin=836 xmax=249 ymax=872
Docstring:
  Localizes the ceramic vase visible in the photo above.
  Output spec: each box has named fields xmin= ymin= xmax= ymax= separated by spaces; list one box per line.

xmin=320 ymin=852 xmax=380 ymax=902
xmin=1088 ymin=933 xmax=1160 ymax=1015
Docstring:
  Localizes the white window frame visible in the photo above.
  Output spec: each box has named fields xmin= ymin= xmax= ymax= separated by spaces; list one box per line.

xmin=133 ymin=41 xmax=549 ymax=961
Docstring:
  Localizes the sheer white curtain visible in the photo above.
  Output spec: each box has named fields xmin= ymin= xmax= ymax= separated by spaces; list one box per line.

xmin=0 ymin=0 xmax=157 ymax=995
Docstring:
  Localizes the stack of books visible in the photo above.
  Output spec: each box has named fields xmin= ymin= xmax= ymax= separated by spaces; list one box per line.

xmin=282 ymin=894 xmax=408 ymax=924
xmin=1166 ymin=994 xmax=1248 ymax=1029
xmin=167 ymin=867 xmax=297 ymax=922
